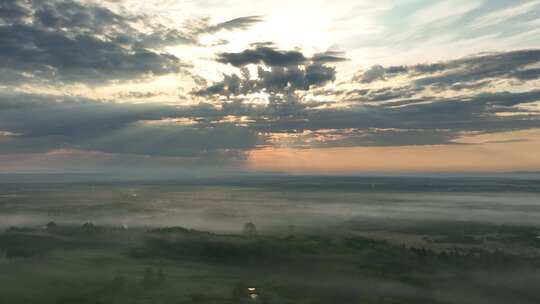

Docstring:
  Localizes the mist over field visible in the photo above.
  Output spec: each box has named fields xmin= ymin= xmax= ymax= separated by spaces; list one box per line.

xmin=2 ymin=175 xmax=540 ymax=232
xmin=2 ymin=175 xmax=540 ymax=304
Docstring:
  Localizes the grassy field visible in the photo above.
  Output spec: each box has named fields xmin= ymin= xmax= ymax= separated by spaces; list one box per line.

xmin=1 ymin=223 xmax=540 ymax=304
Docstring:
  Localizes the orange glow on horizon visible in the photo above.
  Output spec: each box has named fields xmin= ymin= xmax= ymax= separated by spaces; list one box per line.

xmin=246 ymin=129 xmax=540 ymax=174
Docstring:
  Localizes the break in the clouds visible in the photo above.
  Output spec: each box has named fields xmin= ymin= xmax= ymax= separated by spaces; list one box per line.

xmin=0 ymin=0 xmax=540 ymax=173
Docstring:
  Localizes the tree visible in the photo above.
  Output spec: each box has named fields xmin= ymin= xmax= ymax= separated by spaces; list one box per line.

xmin=243 ymin=222 xmax=257 ymax=237
xmin=46 ymin=221 xmax=57 ymax=231
xmin=82 ymin=222 xmax=95 ymax=232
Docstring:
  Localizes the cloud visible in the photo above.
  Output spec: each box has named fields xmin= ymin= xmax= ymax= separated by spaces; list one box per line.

xmin=114 ymin=91 xmax=166 ymax=99
xmin=345 ymin=86 xmax=423 ymax=102
xmin=413 ymin=49 xmax=540 ymax=88
xmin=0 ymin=0 xmax=31 ymax=22
xmin=217 ymin=47 xmax=345 ymax=68
xmin=0 ymin=0 xmax=193 ymax=85
xmin=0 ymin=148 xmax=247 ymax=175
xmin=196 ymin=46 xmax=340 ymax=98
xmin=194 ymin=64 xmax=336 ymax=97
xmin=354 ymin=65 xmax=409 ymax=83
xmin=0 ymin=1 xmax=269 ymax=87
xmin=1 ymin=83 xmax=540 ymax=161
xmin=199 ymin=15 xmax=263 ymax=34
xmin=512 ymin=68 xmax=540 ymax=81
xmin=470 ymin=0 xmax=540 ymax=29
xmin=1 ymin=5 xmax=539 ymax=167
xmin=0 ymin=92 xmax=260 ymax=156
xmin=217 ymin=45 xmax=308 ymax=67
xmin=0 ymin=25 xmax=187 ymax=84
xmin=312 ymin=51 xmax=349 ymax=63
xmin=244 ymin=83 xmax=540 ymax=147
xmin=353 ymin=49 xmax=540 ymax=92
xmin=192 ymin=48 xmax=540 ymax=148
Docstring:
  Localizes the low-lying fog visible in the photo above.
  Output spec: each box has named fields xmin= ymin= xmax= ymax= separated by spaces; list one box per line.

xmin=1 ymin=176 xmax=539 ymax=233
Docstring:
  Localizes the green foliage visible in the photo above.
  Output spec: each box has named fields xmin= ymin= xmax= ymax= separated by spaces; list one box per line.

xmin=1 ymin=225 xmax=540 ymax=304
xmin=0 ymin=231 xmax=71 ymax=258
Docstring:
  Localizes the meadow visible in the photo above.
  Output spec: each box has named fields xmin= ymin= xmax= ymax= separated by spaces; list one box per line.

xmin=1 ymin=176 xmax=540 ymax=303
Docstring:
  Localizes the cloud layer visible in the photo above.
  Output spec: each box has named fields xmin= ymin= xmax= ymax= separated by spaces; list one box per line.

xmin=2 ymin=48 xmax=539 ymax=160
xmin=1 ymin=0 xmax=540 ymax=173
xmin=0 ymin=0 xmax=266 ymax=85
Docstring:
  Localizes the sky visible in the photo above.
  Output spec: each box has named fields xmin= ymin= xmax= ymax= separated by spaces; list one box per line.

xmin=1 ymin=0 xmax=540 ymax=175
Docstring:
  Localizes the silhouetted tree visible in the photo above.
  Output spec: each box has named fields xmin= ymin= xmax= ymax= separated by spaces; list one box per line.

xmin=243 ymin=222 xmax=257 ymax=237
xmin=82 ymin=222 xmax=95 ymax=232
xmin=46 ymin=221 xmax=57 ymax=231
